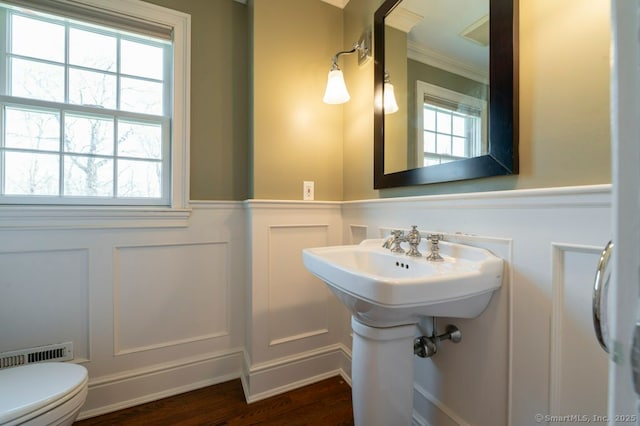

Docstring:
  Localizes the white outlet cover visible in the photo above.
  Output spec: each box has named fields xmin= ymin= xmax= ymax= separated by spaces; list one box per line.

xmin=303 ymin=181 xmax=314 ymax=201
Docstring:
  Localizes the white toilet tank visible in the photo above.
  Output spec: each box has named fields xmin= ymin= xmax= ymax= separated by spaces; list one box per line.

xmin=0 ymin=362 xmax=88 ymax=426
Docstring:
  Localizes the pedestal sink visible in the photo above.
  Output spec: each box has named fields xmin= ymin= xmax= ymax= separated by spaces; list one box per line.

xmin=302 ymin=238 xmax=504 ymax=426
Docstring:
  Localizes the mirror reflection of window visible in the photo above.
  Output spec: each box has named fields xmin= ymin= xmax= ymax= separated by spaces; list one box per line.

xmin=416 ymin=81 xmax=487 ymax=168
xmin=422 ymin=104 xmax=482 ymax=166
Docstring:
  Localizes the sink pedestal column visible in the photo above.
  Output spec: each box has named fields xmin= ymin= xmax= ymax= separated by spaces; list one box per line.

xmin=351 ymin=317 xmax=416 ymax=426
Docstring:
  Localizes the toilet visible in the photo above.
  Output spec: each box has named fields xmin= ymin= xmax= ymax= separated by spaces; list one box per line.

xmin=0 ymin=362 xmax=88 ymax=426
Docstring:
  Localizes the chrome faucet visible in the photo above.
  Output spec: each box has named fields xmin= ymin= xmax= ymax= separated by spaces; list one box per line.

xmin=382 ymin=229 xmax=406 ymax=253
xmin=406 ymin=225 xmax=422 ymax=257
xmin=425 ymin=233 xmax=444 ymax=262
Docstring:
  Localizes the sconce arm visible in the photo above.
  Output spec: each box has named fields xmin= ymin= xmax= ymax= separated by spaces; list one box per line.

xmin=330 ymin=41 xmax=363 ymax=70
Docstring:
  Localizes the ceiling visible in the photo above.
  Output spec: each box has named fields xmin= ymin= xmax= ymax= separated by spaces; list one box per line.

xmin=389 ymin=0 xmax=489 ymax=80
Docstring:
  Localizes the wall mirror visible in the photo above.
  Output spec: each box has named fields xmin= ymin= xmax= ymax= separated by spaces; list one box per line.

xmin=373 ymin=0 xmax=518 ymax=189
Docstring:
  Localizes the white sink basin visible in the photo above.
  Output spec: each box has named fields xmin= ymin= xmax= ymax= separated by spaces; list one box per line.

xmin=303 ymin=238 xmax=504 ymax=327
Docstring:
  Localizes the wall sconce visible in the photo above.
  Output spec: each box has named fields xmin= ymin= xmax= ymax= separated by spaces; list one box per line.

xmin=384 ymin=71 xmax=399 ymax=114
xmin=323 ymin=31 xmax=371 ymax=105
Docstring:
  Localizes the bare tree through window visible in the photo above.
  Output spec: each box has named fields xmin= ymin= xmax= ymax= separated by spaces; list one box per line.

xmin=1 ymin=8 xmax=170 ymax=203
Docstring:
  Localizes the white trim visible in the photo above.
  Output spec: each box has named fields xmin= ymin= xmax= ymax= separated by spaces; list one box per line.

xmin=408 ymin=41 xmax=488 ymax=84
xmin=0 ymin=205 xmax=191 ymax=229
xmin=0 ymin=0 xmax=191 ymax=209
xmin=0 ymin=186 xmax=610 ymax=229
xmin=87 ymin=348 xmax=243 ymax=388
xmin=413 ymin=383 xmax=471 ymax=426
xmin=188 ymin=200 xmax=244 ymax=209
xmin=342 ymin=184 xmax=612 ymax=209
xmin=243 ymin=343 xmax=351 ymax=403
xmin=549 ymin=243 xmax=605 ymax=417
xmin=269 ymin=328 xmax=330 ymax=347
xmin=168 ymin=4 xmax=191 ymax=210
xmin=79 ymin=348 xmax=244 ymax=419
xmin=245 ymin=199 xmax=343 ymax=209
xmin=319 ymin=0 xmax=350 ymax=9
xmin=385 ymin=6 xmax=423 ymax=33
xmin=247 ymin=343 xmax=347 ymax=374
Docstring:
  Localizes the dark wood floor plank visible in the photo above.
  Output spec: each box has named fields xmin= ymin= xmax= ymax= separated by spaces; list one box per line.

xmin=75 ymin=376 xmax=353 ymax=426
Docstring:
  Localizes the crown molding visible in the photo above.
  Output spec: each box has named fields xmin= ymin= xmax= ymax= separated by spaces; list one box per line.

xmin=408 ymin=40 xmax=488 ymax=84
xmin=320 ymin=0 xmax=350 ymax=9
xmin=235 ymin=1 xmax=348 ymax=9
xmin=384 ymin=6 xmax=422 ymax=33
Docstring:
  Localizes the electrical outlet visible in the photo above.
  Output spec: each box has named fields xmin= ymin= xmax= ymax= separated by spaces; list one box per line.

xmin=303 ymin=181 xmax=314 ymax=201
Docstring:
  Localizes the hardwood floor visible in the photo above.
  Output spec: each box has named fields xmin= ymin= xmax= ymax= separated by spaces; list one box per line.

xmin=74 ymin=376 xmax=354 ymax=425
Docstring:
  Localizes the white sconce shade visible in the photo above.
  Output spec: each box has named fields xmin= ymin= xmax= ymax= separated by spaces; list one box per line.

xmin=384 ymin=81 xmax=399 ymax=114
xmin=323 ymin=31 xmax=371 ymax=105
xmin=323 ymin=69 xmax=350 ymax=104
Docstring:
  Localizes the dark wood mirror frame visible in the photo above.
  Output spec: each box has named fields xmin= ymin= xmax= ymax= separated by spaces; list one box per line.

xmin=373 ymin=0 xmax=519 ymax=189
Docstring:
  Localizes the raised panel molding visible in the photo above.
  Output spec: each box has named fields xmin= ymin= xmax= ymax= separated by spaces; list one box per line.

xmin=413 ymin=383 xmax=470 ymax=426
xmin=349 ymin=224 xmax=368 ymax=244
xmin=0 ymin=248 xmax=90 ymax=361
xmin=267 ymin=225 xmax=330 ymax=346
xmin=244 ymin=201 xmax=344 ymax=401
xmin=550 ymin=243 xmax=609 ymax=420
xmin=407 ymin=233 xmax=512 ymax=426
xmin=114 ymin=241 xmax=230 ymax=355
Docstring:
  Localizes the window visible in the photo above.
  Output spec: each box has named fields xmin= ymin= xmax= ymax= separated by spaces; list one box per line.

xmin=416 ymin=81 xmax=487 ymax=167
xmin=0 ymin=0 xmax=189 ymax=207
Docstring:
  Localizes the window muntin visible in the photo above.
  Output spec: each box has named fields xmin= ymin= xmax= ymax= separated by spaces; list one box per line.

xmin=0 ymin=3 xmax=172 ymax=205
xmin=416 ymin=81 xmax=488 ymax=168
xmin=422 ymin=103 xmax=483 ymax=166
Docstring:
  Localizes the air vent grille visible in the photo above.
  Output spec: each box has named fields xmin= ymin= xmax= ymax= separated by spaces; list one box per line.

xmin=0 ymin=342 xmax=73 ymax=370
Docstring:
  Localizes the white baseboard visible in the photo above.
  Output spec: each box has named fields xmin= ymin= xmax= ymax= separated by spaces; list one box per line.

xmin=77 ymin=349 xmax=244 ymax=420
xmin=242 ymin=344 xmax=352 ymax=403
xmin=412 ymin=383 xmax=470 ymax=426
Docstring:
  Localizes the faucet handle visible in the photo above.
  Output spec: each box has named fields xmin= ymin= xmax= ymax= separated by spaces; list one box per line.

xmin=391 ymin=229 xmax=404 ymax=238
xmin=390 ymin=230 xmax=406 ymax=253
xmin=426 ymin=233 xmax=444 ymax=262
xmin=427 ymin=233 xmax=443 ymax=241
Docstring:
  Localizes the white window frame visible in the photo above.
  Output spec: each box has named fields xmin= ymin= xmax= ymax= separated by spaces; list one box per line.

xmin=416 ymin=80 xmax=487 ymax=167
xmin=0 ymin=0 xmax=191 ymax=228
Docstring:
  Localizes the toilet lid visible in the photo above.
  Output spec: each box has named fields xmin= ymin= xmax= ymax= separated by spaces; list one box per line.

xmin=0 ymin=362 xmax=88 ymax=424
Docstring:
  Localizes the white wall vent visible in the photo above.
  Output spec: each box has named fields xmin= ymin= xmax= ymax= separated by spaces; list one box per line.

xmin=0 ymin=342 xmax=73 ymax=369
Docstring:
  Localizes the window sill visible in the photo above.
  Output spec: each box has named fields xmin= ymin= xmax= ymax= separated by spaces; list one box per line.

xmin=0 ymin=205 xmax=192 ymax=230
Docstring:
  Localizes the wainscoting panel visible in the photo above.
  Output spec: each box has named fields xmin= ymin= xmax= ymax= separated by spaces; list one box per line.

xmin=0 ymin=248 xmax=90 ymax=360
xmin=550 ymin=244 xmax=609 ymax=422
xmin=349 ymin=224 xmax=368 ymax=244
xmin=413 ymin=234 xmax=512 ymax=426
xmin=244 ymin=201 xmax=347 ymax=401
xmin=0 ymin=202 xmax=247 ymax=420
xmin=114 ymin=241 xmax=230 ymax=355
xmin=342 ymin=185 xmax=612 ymax=425
xmin=0 ymin=186 xmax=613 ymax=423
xmin=268 ymin=225 xmax=330 ymax=346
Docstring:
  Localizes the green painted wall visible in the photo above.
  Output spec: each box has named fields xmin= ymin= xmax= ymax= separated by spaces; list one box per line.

xmin=143 ymin=0 xmax=611 ymax=202
xmin=250 ymin=0 xmax=345 ymax=200
xmin=143 ymin=0 xmax=249 ymax=201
